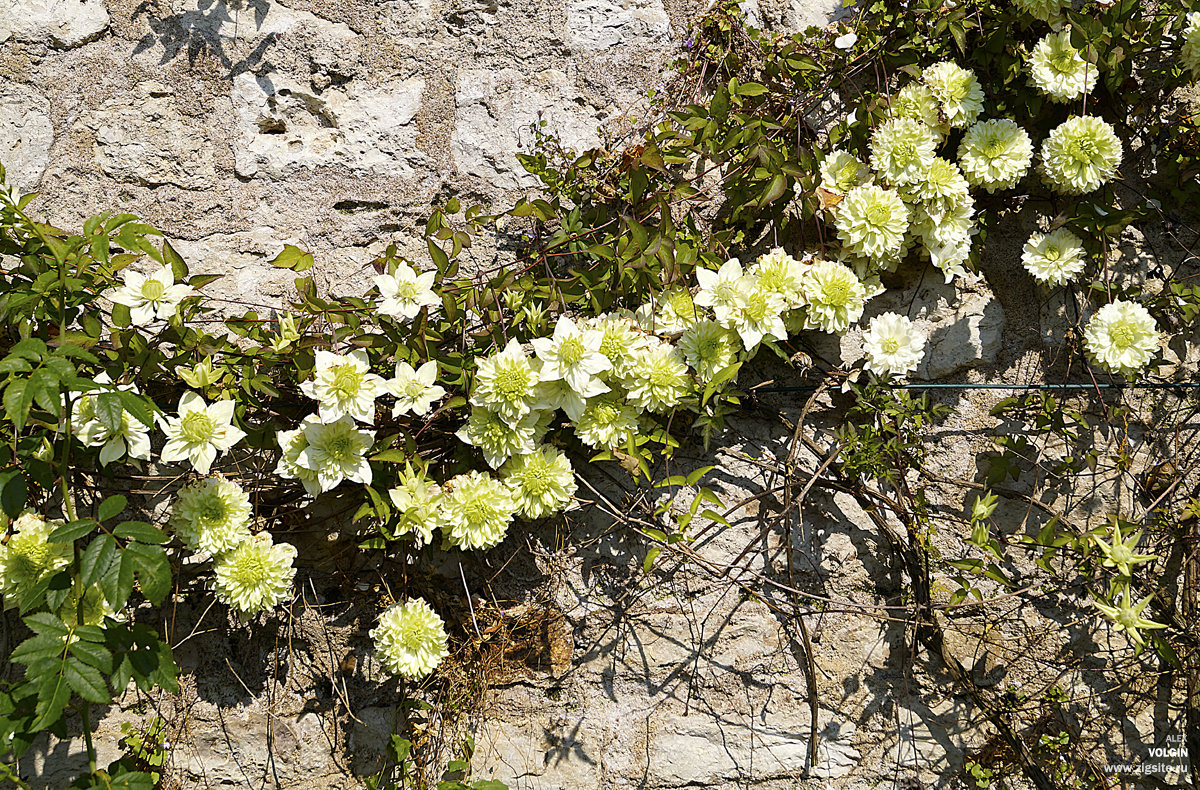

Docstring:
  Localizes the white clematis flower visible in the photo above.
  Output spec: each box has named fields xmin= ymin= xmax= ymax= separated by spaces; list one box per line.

xmin=159 ymin=392 xmax=245 ymax=475
xmin=107 ymin=265 xmax=193 ymax=326
xmin=300 ymin=349 xmax=388 ymax=425
xmin=375 ymin=263 xmax=440 ymax=320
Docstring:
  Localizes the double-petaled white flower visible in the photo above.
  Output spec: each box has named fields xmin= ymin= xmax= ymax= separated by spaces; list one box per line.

xmin=297 ymin=417 xmax=375 ymax=492
xmin=372 ymin=598 xmax=449 ymax=679
xmin=728 ymin=281 xmax=788 ymax=349
xmin=107 ymin=264 xmax=193 ymax=326
xmin=679 ymin=320 xmax=742 ymax=382
xmin=635 ymin=286 xmax=698 ymax=333
xmin=819 ymin=151 xmax=870 ymax=195
xmin=0 ymin=511 xmax=71 ymax=602
xmin=900 ymin=157 xmax=970 ymax=220
xmin=622 ymin=343 xmax=693 ymax=413
xmin=456 ymin=406 xmax=540 ymax=469
xmin=957 ymin=119 xmax=1034 ymax=193
xmin=70 ymin=374 xmax=152 ymax=466
xmin=1040 ymin=116 xmax=1122 ymax=195
xmin=888 ymin=83 xmax=944 ymax=137
xmin=1014 ymin=0 xmax=1065 ymax=22
xmin=1183 ymin=12 xmax=1200 ymax=77
xmin=587 ymin=313 xmax=650 ymax=379
xmin=694 ymin=259 xmax=750 ymax=325
xmin=375 ymin=263 xmax=440 ymax=320
xmin=275 ymin=416 xmax=323 ymax=497
xmin=301 ymin=350 xmax=388 ymax=425
xmin=1029 ymin=30 xmax=1097 ymax=102
xmin=750 ymin=248 xmax=808 ymax=309
xmin=573 ymin=395 xmax=640 ymax=450
xmin=170 ymin=476 xmax=253 ymax=556
xmin=869 ymin=117 xmax=938 ymax=186
xmin=922 ymin=62 xmax=984 ymax=129
xmin=159 ymin=392 xmax=245 ymax=475
xmin=386 ymin=360 xmax=446 ymax=418
xmin=862 ymin=313 xmax=926 ymax=378
xmin=835 ymin=185 xmax=910 ymax=262
xmin=1022 ymin=229 xmax=1087 ymax=286
xmin=471 ymin=339 xmax=541 ymax=426
xmin=532 ymin=316 xmax=612 ymax=396
xmin=801 ymin=259 xmax=867 ymax=336
xmin=387 ymin=464 xmax=444 ymax=546
xmin=501 ymin=445 xmax=577 ymax=519
xmin=212 ymin=532 xmax=297 ymax=617
xmin=1083 ymin=300 xmax=1159 ymax=379
xmin=443 ymin=470 xmax=521 ymax=550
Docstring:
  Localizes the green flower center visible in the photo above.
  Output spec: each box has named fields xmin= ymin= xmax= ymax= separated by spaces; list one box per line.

xmin=894 ymin=141 xmax=917 ymax=163
xmin=881 ymin=337 xmax=900 ymax=354
xmin=141 ymin=279 xmax=166 ymax=302
xmin=1044 ymin=245 xmax=1062 ymax=262
xmin=403 ymin=379 xmax=428 ymax=399
xmin=1049 ymin=50 xmax=1078 ymax=74
xmin=1116 ymin=606 xmax=1138 ymax=629
xmin=1065 ymin=136 xmax=1099 ymax=165
xmin=1110 ymin=543 xmax=1133 ymax=566
xmin=837 ymin=162 xmax=859 ymax=189
xmin=743 ymin=292 xmax=770 ymax=322
xmin=329 ymin=365 xmax=363 ymax=399
xmin=865 ymin=203 xmax=895 ymax=228
xmin=519 ymin=463 xmax=552 ymax=495
xmin=559 ymin=337 xmax=585 ymax=368
xmin=591 ymin=403 xmax=621 ymax=426
xmin=697 ymin=334 xmax=725 ymax=361
xmin=820 ymin=278 xmax=852 ymax=307
xmin=1108 ymin=320 xmax=1139 ymax=349
xmin=395 ymin=280 xmax=419 ymax=301
xmin=493 ymin=365 xmax=531 ymax=402
xmin=649 ymin=363 xmax=679 ymax=388
xmin=982 ymin=137 xmax=1006 ymax=159
xmin=599 ymin=331 xmax=624 ymax=360
xmin=180 ymin=411 xmax=216 ymax=444
xmin=199 ymin=497 xmax=229 ymax=526
xmin=10 ymin=536 xmax=52 ymax=580
xmin=229 ymin=550 xmax=269 ymax=588
xmin=325 ymin=434 xmax=356 ymax=463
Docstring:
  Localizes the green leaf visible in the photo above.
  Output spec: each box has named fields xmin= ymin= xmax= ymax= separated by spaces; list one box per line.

xmin=642 ymin=546 xmax=662 ymax=573
xmin=64 ymin=656 xmax=110 ymax=703
xmin=97 ymin=495 xmax=127 ymax=523
xmin=113 ymin=520 xmax=167 ymax=544
xmin=3 ymin=379 xmax=34 ymax=431
xmin=758 ymin=174 xmax=787 ymax=207
xmin=111 ymin=302 xmax=131 ymax=328
xmin=10 ymin=634 xmax=69 ymax=665
xmin=33 ymin=669 xmax=71 ymax=731
xmin=162 ymin=238 xmax=189 ymax=281
xmin=371 ymin=449 xmax=410 ymax=463
xmin=49 ymin=518 xmax=97 ymax=543
xmin=24 ymin=612 xmax=69 ymax=638
xmin=93 ymin=392 xmax=124 ymax=434
xmin=117 ymin=390 xmax=155 ymax=428
xmin=69 ymin=640 xmax=114 ymax=674
xmin=0 ymin=469 xmax=27 ymax=518
xmin=81 ymin=535 xmax=118 ymax=589
xmin=124 ymin=542 xmax=171 ymax=605
xmin=390 ymin=735 xmax=412 ymax=762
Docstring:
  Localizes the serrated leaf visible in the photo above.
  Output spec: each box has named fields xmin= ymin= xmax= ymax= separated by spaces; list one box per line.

xmin=116 ymin=390 xmax=155 ymax=428
xmin=93 ymin=392 xmax=124 ymax=434
xmin=97 ymin=494 xmax=127 ymax=523
xmin=24 ymin=612 xmax=69 ymax=638
xmin=69 ymin=640 xmax=114 ymax=674
xmin=4 ymin=379 xmax=34 ymax=431
xmin=33 ymin=670 xmax=71 ymax=731
xmin=113 ymin=520 xmax=167 ymax=544
xmin=125 ymin=542 xmax=171 ymax=605
xmin=10 ymin=634 xmax=68 ymax=665
xmin=81 ymin=535 xmax=118 ymax=589
xmin=64 ymin=656 xmax=110 ymax=703
xmin=49 ymin=518 xmax=96 ymax=543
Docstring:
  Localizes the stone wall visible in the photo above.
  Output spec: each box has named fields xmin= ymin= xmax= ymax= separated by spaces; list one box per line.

xmin=0 ymin=0 xmax=1190 ymax=789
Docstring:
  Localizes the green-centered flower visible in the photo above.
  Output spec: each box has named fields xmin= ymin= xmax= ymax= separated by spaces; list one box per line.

xmin=531 ymin=316 xmax=612 ymax=395
xmin=1091 ymin=518 xmax=1157 ymax=577
xmin=957 ymin=119 xmax=1034 ymax=193
xmin=800 ymin=259 xmax=867 ymax=336
xmin=749 ymin=248 xmax=808 ymax=309
xmin=573 ymin=394 xmax=640 ymax=450
xmin=921 ymin=61 xmax=984 ymax=128
xmin=456 ymin=406 xmax=540 ymax=469
xmin=0 ymin=511 xmax=71 ymax=603
xmin=835 ymin=185 xmax=910 ymax=262
xmin=501 ymin=445 xmax=577 ymax=519
xmin=636 ymin=286 xmax=698 ymax=333
xmin=158 ymin=391 xmax=246 ymax=475
xmin=70 ymin=373 xmax=152 ymax=466
xmin=694 ymin=258 xmax=751 ymax=325
xmin=912 ymin=198 xmax=975 ymax=283
xmin=869 ymin=117 xmax=938 ymax=186
xmin=1029 ymin=29 xmax=1097 ymax=102
xmin=728 ymin=280 xmax=788 ymax=349
xmin=275 ymin=416 xmax=323 ymax=497
xmin=888 ymin=83 xmax=944 ymax=137
xmin=819 ymin=150 xmax=870 ymax=195
xmin=1083 ymin=299 xmax=1159 ymax=378
xmin=386 ymin=360 xmax=446 ymax=418
xmin=900 ymin=157 xmax=970 ymax=219
xmin=375 ymin=262 xmax=440 ymax=321
xmin=443 ymin=470 xmax=521 ymax=550
xmin=212 ymin=532 xmax=297 ymax=618
xmin=372 ymin=598 xmax=449 ymax=679
xmin=296 ymin=417 xmax=376 ymax=492
xmin=1040 ymin=116 xmax=1122 ymax=195
xmin=862 ymin=312 xmax=926 ymax=378
xmin=622 ymin=343 xmax=693 ymax=413
xmin=471 ymin=339 xmax=541 ymax=426
xmin=170 ymin=476 xmax=253 ymax=555
xmin=587 ymin=313 xmax=651 ymax=379
xmin=387 ymin=464 xmax=445 ymax=547
xmin=107 ymin=264 xmax=193 ymax=326
xmin=1021 ymin=228 xmax=1087 ymax=287
xmin=678 ymin=320 xmax=742 ymax=382
xmin=1093 ymin=585 xmax=1167 ymax=648
xmin=1183 ymin=12 xmax=1200 ymax=77
xmin=300 ymin=349 xmax=387 ymax=425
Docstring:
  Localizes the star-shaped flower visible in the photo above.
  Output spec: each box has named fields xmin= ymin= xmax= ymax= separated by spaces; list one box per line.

xmin=1093 ymin=585 xmax=1167 ymax=649
xmin=1091 ymin=518 xmax=1157 ymax=577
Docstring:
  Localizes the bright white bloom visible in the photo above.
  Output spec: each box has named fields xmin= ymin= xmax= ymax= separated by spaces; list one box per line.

xmin=889 ymin=83 xmax=944 ymax=136
xmin=386 ymin=360 xmax=446 ymax=418
xmin=533 ymin=376 xmax=607 ymax=422
xmin=275 ymin=416 xmax=323 ymax=497
xmin=900 ymin=157 xmax=970 ymax=219
xmin=107 ymin=264 xmax=192 ymax=326
xmin=159 ymin=392 xmax=245 ymax=475
xmin=443 ymin=470 xmax=521 ymax=550
xmin=387 ymin=464 xmax=444 ymax=546
xmin=694 ymin=258 xmax=751 ymax=324
xmin=729 ymin=282 xmax=788 ymax=349
xmin=574 ymin=395 xmax=640 ymax=450
xmin=819 ymin=151 xmax=870 ymax=195
xmin=1040 ymin=116 xmax=1123 ymax=194
xmin=913 ymin=199 xmax=976 ymax=283
xmin=170 ymin=476 xmax=253 ymax=556
xmin=801 ymin=260 xmax=867 ymax=336
xmin=750 ymin=248 xmax=808 ymax=309
xmin=71 ymin=374 xmax=152 ymax=466
xmin=834 ymin=31 xmax=857 ymax=49
xmin=471 ymin=339 xmax=541 ymax=425
xmin=587 ymin=313 xmax=650 ymax=378
xmin=375 ymin=263 xmax=440 ymax=320
xmin=862 ymin=313 xmax=926 ymax=378
xmin=0 ymin=512 xmax=71 ymax=602
xmin=297 ymin=417 xmax=375 ymax=492
xmin=1029 ymin=30 xmax=1098 ymax=102
xmin=532 ymin=316 xmax=612 ymax=394
xmin=835 ymin=185 xmax=910 ymax=261
xmin=456 ymin=406 xmax=540 ymax=469
xmin=869 ymin=118 xmax=938 ymax=186
xmin=922 ymin=62 xmax=984 ymax=128
xmin=636 ymin=286 xmax=698 ymax=333
xmin=679 ymin=320 xmax=742 ymax=382
xmin=623 ymin=343 xmax=693 ymax=413
xmin=1084 ymin=300 xmax=1159 ymax=378
xmin=1183 ymin=13 xmax=1200 ymax=77
xmin=212 ymin=532 xmax=297 ymax=617
xmin=372 ymin=598 xmax=449 ymax=679
xmin=300 ymin=349 xmax=387 ymax=425
xmin=1014 ymin=0 xmax=1065 ymax=22
xmin=958 ymin=119 xmax=1034 ymax=192
xmin=501 ymin=445 xmax=577 ymax=519
xmin=1022 ymin=229 xmax=1087 ymax=286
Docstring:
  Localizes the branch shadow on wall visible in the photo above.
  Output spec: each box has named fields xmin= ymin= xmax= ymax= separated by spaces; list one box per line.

xmin=131 ymin=0 xmax=277 ymax=76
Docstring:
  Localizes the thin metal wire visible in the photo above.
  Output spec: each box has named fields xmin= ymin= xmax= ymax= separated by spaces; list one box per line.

xmin=755 ymin=382 xmax=1200 ymax=393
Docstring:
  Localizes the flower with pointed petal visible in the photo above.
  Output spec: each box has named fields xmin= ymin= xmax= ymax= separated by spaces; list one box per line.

xmin=159 ymin=392 xmax=245 ymax=475
xmin=300 ymin=349 xmax=387 ymax=425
